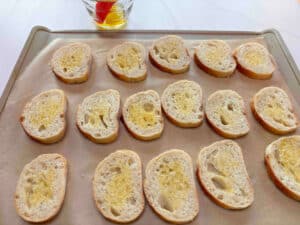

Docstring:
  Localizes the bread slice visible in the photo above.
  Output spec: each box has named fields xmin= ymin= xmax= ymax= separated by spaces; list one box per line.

xmin=76 ymin=89 xmax=120 ymax=144
xmin=233 ymin=42 xmax=275 ymax=79
xmin=149 ymin=35 xmax=190 ymax=74
xmin=51 ymin=42 xmax=92 ymax=83
xmin=15 ymin=154 xmax=67 ymax=223
xmin=265 ymin=135 xmax=300 ymax=200
xmin=161 ymin=80 xmax=204 ymax=128
xmin=20 ymin=89 xmax=67 ymax=144
xmin=122 ymin=90 xmax=164 ymax=141
xmin=251 ymin=86 xmax=298 ymax=134
xmin=194 ymin=40 xmax=236 ymax=77
xmin=144 ymin=149 xmax=199 ymax=224
xmin=107 ymin=42 xmax=147 ymax=82
xmin=197 ymin=140 xmax=254 ymax=209
xmin=205 ymin=90 xmax=249 ymax=138
xmin=93 ymin=150 xmax=144 ymax=223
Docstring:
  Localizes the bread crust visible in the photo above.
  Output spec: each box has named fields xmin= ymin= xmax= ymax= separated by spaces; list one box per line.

xmin=264 ymin=136 xmax=300 ymax=201
xmin=15 ymin=154 xmax=68 ymax=223
xmin=205 ymin=90 xmax=250 ymax=138
xmin=265 ymin=154 xmax=300 ymax=201
xmin=144 ymin=149 xmax=199 ymax=224
xmin=251 ymin=87 xmax=298 ymax=134
xmin=233 ymin=42 xmax=275 ymax=80
xmin=107 ymin=42 xmax=147 ymax=82
xmin=93 ymin=150 xmax=145 ymax=223
xmin=194 ymin=54 xmax=235 ymax=77
xmin=149 ymin=35 xmax=190 ymax=74
xmin=76 ymin=89 xmax=120 ymax=144
xmin=196 ymin=140 xmax=254 ymax=209
xmin=122 ymin=90 xmax=164 ymax=141
xmin=51 ymin=42 xmax=92 ymax=84
xmin=20 ymin=89 xmax=67 ymax=144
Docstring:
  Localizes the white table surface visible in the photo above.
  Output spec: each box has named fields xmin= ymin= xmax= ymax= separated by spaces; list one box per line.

xmin=0 ymin=0 xmax=300 ymax=96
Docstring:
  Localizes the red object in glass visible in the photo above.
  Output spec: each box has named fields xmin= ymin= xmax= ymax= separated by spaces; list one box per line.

xmin=95 ymin=1 xmax=115 ymax=23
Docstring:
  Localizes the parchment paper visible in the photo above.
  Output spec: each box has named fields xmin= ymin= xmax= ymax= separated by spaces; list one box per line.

xmin=0 ymin=36 xmax=299 ymax=225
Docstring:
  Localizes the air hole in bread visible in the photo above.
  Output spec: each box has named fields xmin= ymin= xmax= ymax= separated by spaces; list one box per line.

xmin=38 ymin=124 xmax=46 ymax=132
xmin=170 ymin=53 xmax=178 ymax=60
xmin=220 ymin=115 xmax=229 ymax=125
xmin=227 ymin=103 xmax=234 ymax=111
xmin=129 ymin=197 xmax=136 ymax=205
xmin=110 ymin=207 xmax=120 ymax=217
xmin=239 ymin=188 xmax=247 ymax=196
xmin=84 ymin=114 xmax=89 ymax=124
xmin=128 ymin=158 xmax=134 ymax=166
xmin=63 ymin=68 xmax=67 ymax=72
xmin=207 ymin=162 xmax=223 ymax=176
xmin=95 ymin=133 xmax=101 ymax=137
xmin=110 ymin=167 xmax=121 ymax=174
xmin=15 ymin=194 xmax=19 ymax=199
xmin=211 ymin=176 xmax=227 ymax=190
xmin=143 ymin=103 xmax=154 ymax=112
xmin=60 ymin=113 xmax=64 ymax=118
xmin=217 ymin=194 xmax=224 ymax=200
xmin=158 ymin=194 xmax=174 ymax=212
xmin=99 ymin=115 xmax=108 ymax=128
xmin=154 ymin=46 xmax=159 ymax=55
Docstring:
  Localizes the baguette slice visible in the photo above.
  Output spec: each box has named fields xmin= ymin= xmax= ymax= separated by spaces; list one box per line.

xmin=233 ymin=42 xmax=275 ymax=79
xmin=20 ymin=89 xmax=67 ymax=144
xmin=149 ymin=35 xmax=190 ymax=74
xmin=194 ymin=40 xmax=236 ymax=77
xmin=93 ymin=150 xmax=144 ymax=223
xmin=122 ymin=90 xmax=164 ymax=141
xmin=144 ymin=149 xmax=199 ymax=224
xmin=197 ymin=140 xmax=254 ymax=209
xmin=205 ymin=90 xmax=249 ymax=138
xmin=251 ymin=86 xmax=298 ymax=134
xmin=76 ymin=89 xmax=120 ymax=144
xmin=265 ymin=135 xmax=300 ymax=200
xmin=161 ymin=80 xmax=204 ymax=127
xmin=107 ymin=42 xmax=147 ymax=82
xmin=51 ymin=42 xmax=92 ymax=83
xmin=15 ymin=154 xmax=67 ymax=223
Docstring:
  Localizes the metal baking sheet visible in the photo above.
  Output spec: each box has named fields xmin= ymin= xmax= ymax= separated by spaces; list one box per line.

xmin=0 ymin=26 xmax=300 ymax=225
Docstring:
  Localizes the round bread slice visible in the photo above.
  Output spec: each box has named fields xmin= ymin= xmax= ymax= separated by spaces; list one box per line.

xmin=205 ymin=90 xmax=249 ymax=138
xmin=107 ymin=42 xmax=147 ymax=82
xmin=144 ymin=149 xmax=199 ymax=224
xmin=93 ymin=150 xmax=144 ymax=223
xmin=265 ymin=135 xmax=300 ymax=200
xmin=76 ymin=89 xmax=120 ymax=144
xmin=149 ymin=35 xmax=191 ymax=74
xmin=15 ymin=154 xmax=67 ymax=223
xmin=251 ymin=86 xmax=298 ymax=134
xmin=161 ymin=80 xmax=204 ymax=128
xmin=197 ymin=140 xmax=254 ymax=209
xmin=20 ymin=89 xmax=67 ymax=144
xmin=51 ymin=42 xmax=92 ymax=83
xmin=194 ymin=40 xmax=236 ymax=77
xmin=122 ymin=90 xmax=164 ymax=141
xmin=233 ymin=42 xmax=275 ymax=79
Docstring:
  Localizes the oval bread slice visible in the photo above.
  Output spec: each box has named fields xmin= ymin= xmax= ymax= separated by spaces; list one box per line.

xmin=161 ymin=80 xmax=204 ymax=127
xmin=251 ymin=86 xmax=298 ymax=134
xmin=194 ymin=40 xmax=236 ymax=77
xmin=197 ymin=140 xmax=254 ymax=209
xmin=233 ymin=42 xmax=275 ymax=79
xmin=15 ymin=154 xmax=67 ymax=223
xmin=51 ymin=42 xmax=92 ymax=83
xmin=205 ymin=90 xmax=249 ymax=138
xmin=20 ymin=89 xmax=67 ymax=144
xmin=76 ymin=89 xmax=120 ymax=144
xmin=107 ymin=42 xmax=147 ymax=82
xmin=265 ymin=135 xmax=300 ymax=200
xmin=93 ymin=150 xmax=144 ymax=223
xmin=149 ymin=35 xmax=191 ymax=74
xmin=144 ymin=149 xmax=199 ymax=224
xmin=122 ymin=90 xmax=164 ymax=141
